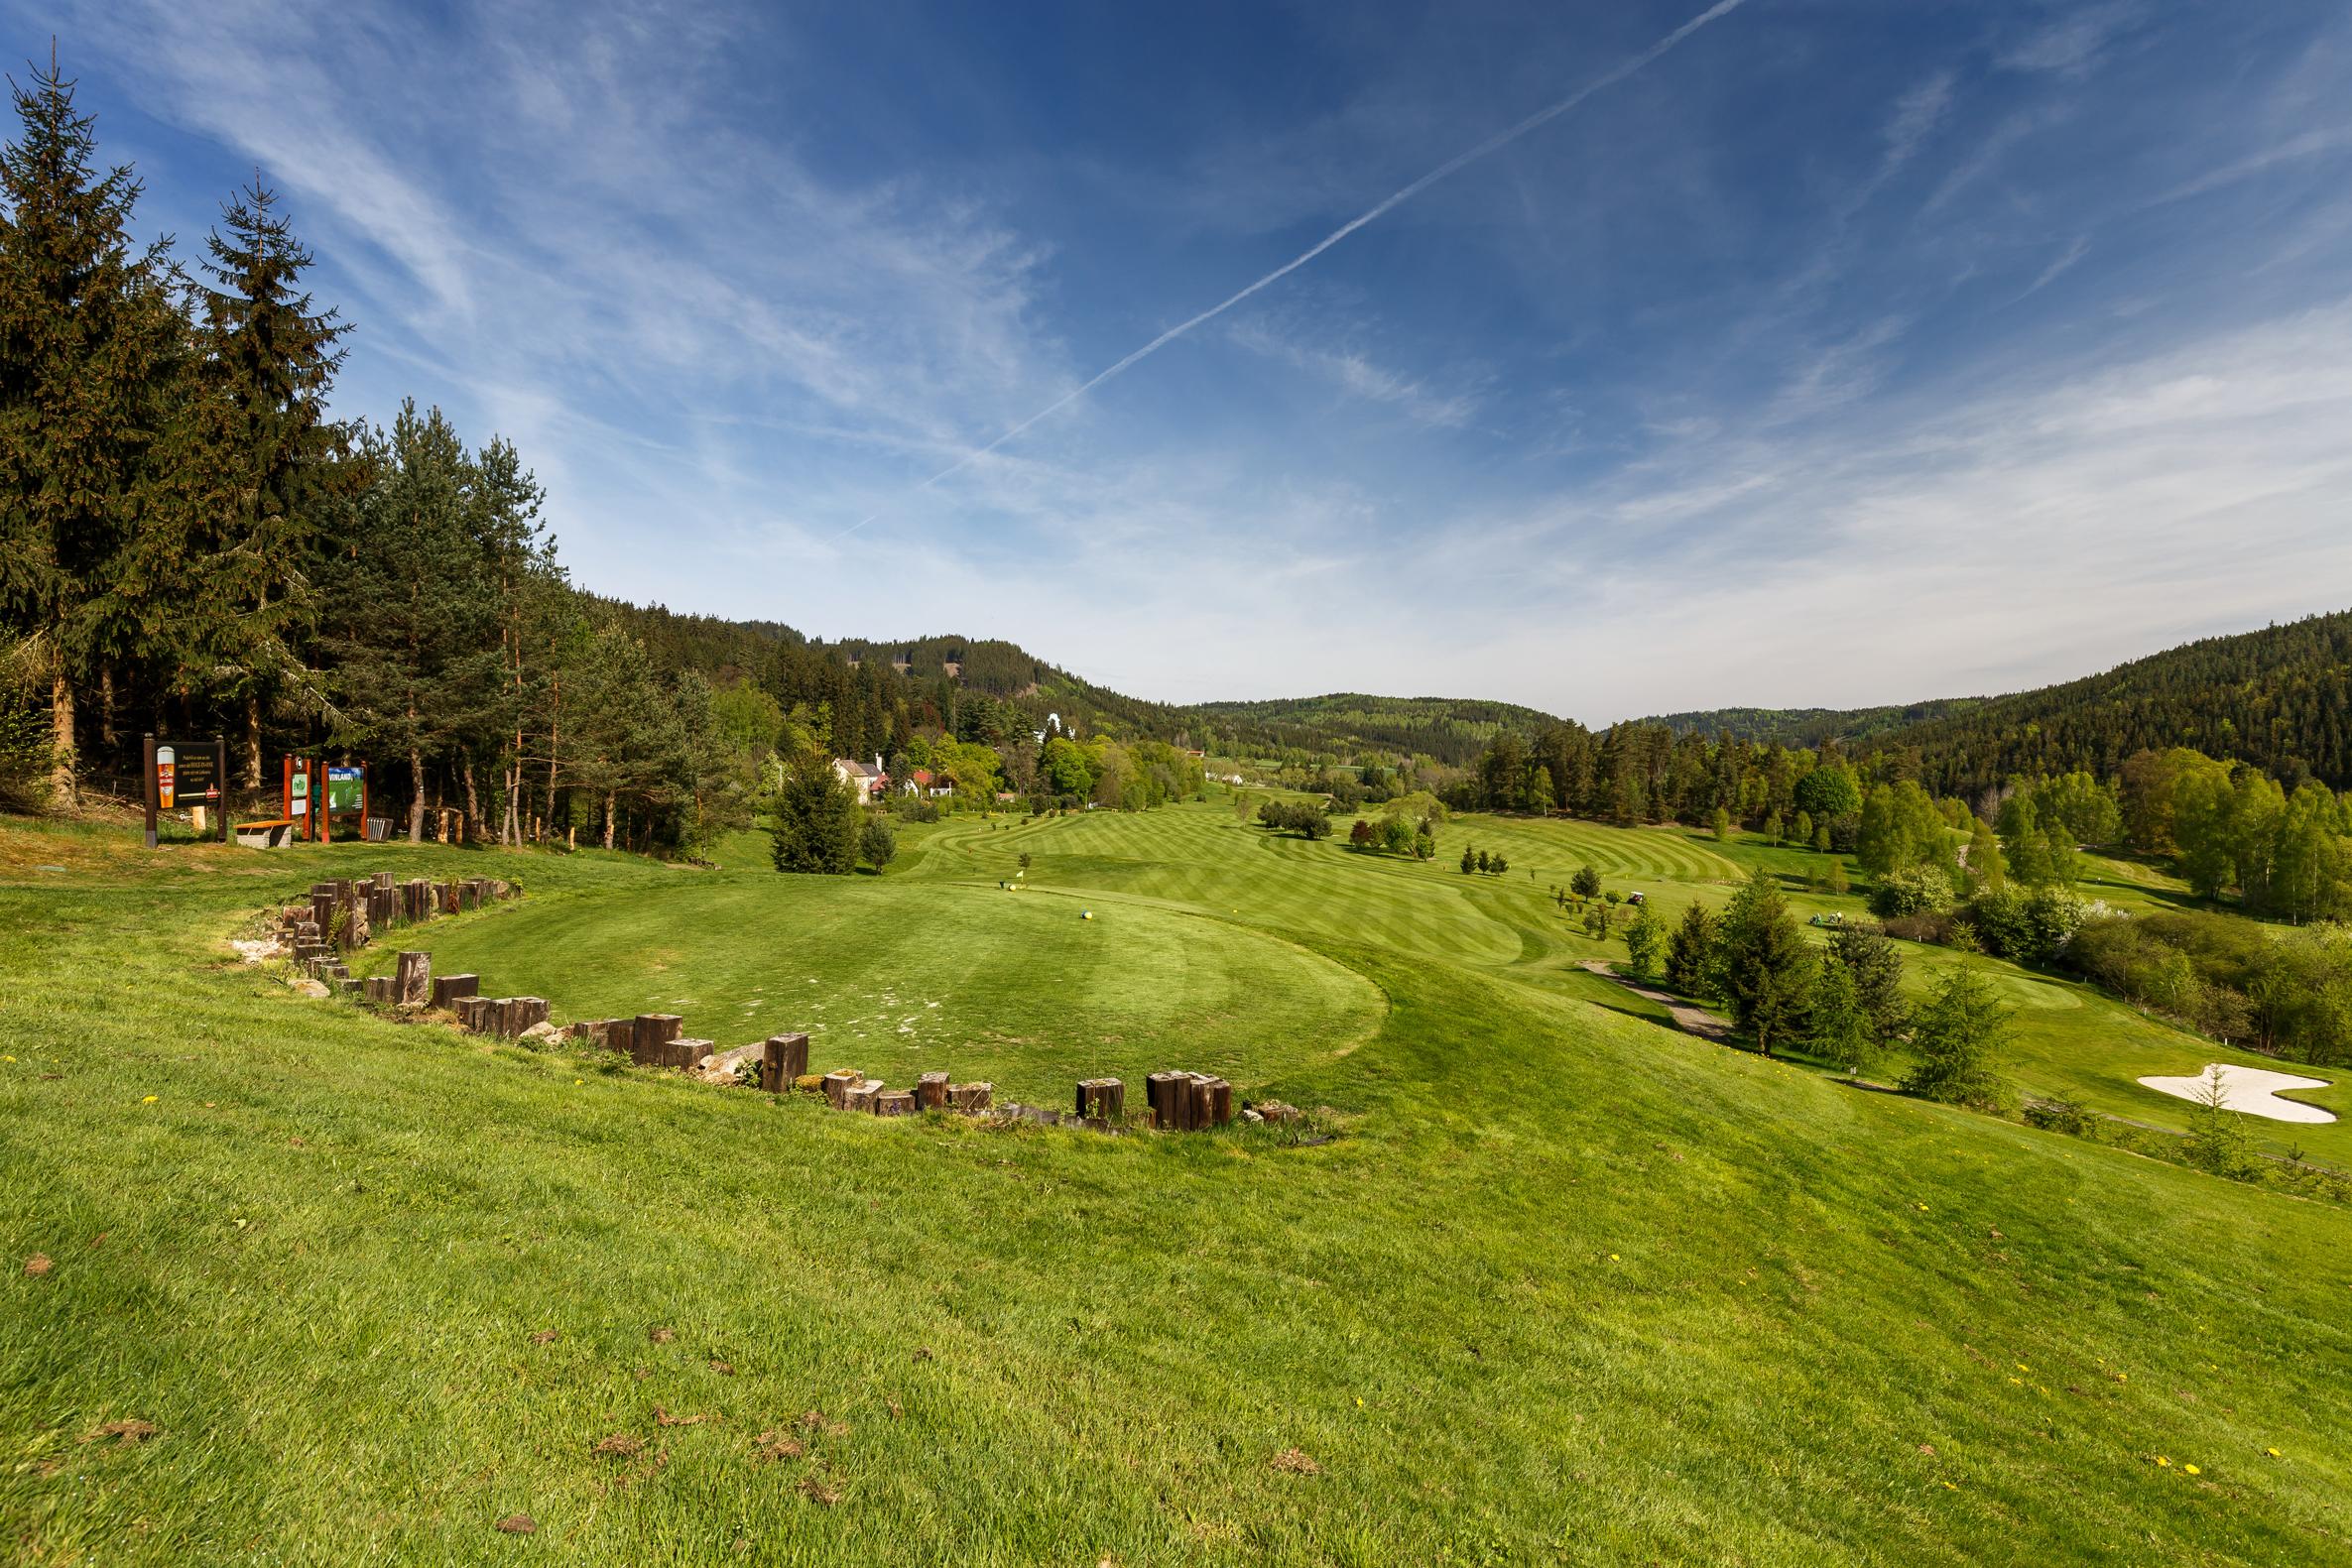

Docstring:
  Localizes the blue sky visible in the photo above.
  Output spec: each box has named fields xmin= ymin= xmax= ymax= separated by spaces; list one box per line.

xmin=20 ymin=0 xmax=2352 ymax=721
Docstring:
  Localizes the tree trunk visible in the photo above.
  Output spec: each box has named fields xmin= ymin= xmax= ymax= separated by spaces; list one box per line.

xmin=408 ymin=748 xmax=426 ymax=841
xmin=97 ymin=663 xmax=115 ymax=749
xmin=461 ymin=751 xmax=481 ymax=844
xmin=603 ymin=792 xmax=615 ymax=851
xmin=243 ymin=694 xmax=263 ymax=787
xmin=48 ymin=663 xmax=75 ymax=804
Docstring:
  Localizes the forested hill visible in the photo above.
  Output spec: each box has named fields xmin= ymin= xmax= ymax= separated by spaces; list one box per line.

xmin=1177 ymin=694 xmax=1562 ymax=767
xmin=1844 ymin=612 xmax=2352 ymax=797
xmin=1642 ymin=700 xmax=1976 ymax=749
xmin=1637 ymin=615 xmax=2352 ymax=794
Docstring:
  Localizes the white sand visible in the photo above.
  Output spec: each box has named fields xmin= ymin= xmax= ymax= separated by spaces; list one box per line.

xmin=2137 ymin=1063 xmax=2337 ymax=1124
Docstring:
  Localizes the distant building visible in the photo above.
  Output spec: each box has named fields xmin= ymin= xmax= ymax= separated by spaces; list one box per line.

xmin=833 ymin=757 xmax=883 ymax=804
xmin=904 ymin=768 xmax=952 ymax=798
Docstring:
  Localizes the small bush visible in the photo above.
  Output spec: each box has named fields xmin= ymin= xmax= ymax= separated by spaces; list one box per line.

xmin=1870 ymin=866 xmax=1955 ymax=918
xmin=2022 ymin=1097 xmax=2098 ymax=1139
xmin=1881 ymin=911 xmax=1957 ymax=945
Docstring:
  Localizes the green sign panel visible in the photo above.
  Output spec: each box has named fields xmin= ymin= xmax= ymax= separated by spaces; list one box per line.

xmin=326 ymin=767 xmax=365 ymax=814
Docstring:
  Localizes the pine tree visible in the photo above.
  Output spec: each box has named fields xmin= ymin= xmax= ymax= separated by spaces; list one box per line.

xmin=771 ymin=746 xmax=858 ymax=874
xmin=183 ymin=178 xmax=353 ymax=782
xmin=1716 ymin=868 xmax=1811 ymax=1055
xmin=1664 ymin=901 xmax=1717 ymax=993
xmin=1965 ymin=815 xmax=2006 ymax=893
xmin=1807 ymin=955 xmax=1872 ymax=1073
xmin=1902 ymin=966 xmax=2011 ymax=1109
xmin=0 ymin=54 xmax=184 ymax=800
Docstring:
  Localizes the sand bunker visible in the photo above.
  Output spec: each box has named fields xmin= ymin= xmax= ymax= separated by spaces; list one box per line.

xmin=2137 ymin=1063 xmax=2336 ymax=1124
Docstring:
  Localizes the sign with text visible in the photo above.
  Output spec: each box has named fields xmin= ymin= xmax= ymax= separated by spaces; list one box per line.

xmin=326 ymin=766 xmax=365 ymax=814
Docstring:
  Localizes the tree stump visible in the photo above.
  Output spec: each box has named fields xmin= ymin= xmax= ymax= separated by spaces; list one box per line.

xmin=671 ymin=1036 xmax=715 ymax=1070
xmin=822 ymin=1068 xmax=862 ymax=1109
xmin=875 ymin=1089 xmax=917 ymax=1117
xmin=364 ymin=976 xmax=394 ymax=1005
xmin=431 ymin=974 xmax=478 ymax=1009
xmin=393 ymin=951 xmax=431 ymax=1007
xmin=335 ymin=977 xmax=362 ymax=996
xmin=504 ymin=998 xmax=550 ymax=1036
xmin=949 ymin=1082 xmax=993 ymax=1113
xmin=763 ymin=1032 xmax=810 ymax=1091
xmin=917 ymin=1070 xmax=950 ymax=1111
xmin=845 ymin=1080 xmax=883 ymax=1114
xmin=1077 ymin=1078 xmax=1125 ymax=1120
xmin=630 ymin=1014 xmax=683 ymax=1065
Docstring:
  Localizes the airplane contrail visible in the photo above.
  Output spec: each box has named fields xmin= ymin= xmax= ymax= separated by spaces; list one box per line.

xmin=835 ymin=0 xmax=1751 ymax=540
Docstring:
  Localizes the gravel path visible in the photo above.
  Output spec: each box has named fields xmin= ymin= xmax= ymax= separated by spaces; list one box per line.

xmin=1576 ymin=960 xmax=1731 ymax=1042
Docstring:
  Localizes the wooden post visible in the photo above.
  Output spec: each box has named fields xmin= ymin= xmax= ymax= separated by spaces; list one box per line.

xmin=364 ymin=976 xmax=394 ymax=1005
xmin=822 ymin=1068 xmax=861 ymax=1108
xmin=949 ymin=1082 xmax=993 ymax=1113
xmin=142 ymin=733 xmax=159 ymax=848
xmin=456 ymin=996 xmax=491 ymax=1031
xmin=918 ymin=1070 xmax=950 ymax=1111
xmin=630 ymin=1014 xmax=682 ymax=1065
xmin=764 ymin=1032 xmax=810 ymax=1091
xmin=393 ymin=950 xmax=431 ymax=1007
xmin=431 ymin=973 xmax=478 ymax=1009
xmin=671 ymin=1036 xmax=715 ymax=1070
xmin=1077 ymin=1078 xmax=1125 ymax=1121
xmin=845 ymin=1079 xmax=883 ymax=1114
xmin=1207 ymin=1078 xmax=1233 ymax=1127
xmin=875 ymin=1090 xmax=916 ymax=1117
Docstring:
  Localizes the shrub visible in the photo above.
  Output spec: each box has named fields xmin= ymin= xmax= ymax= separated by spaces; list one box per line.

xmin=2023 ymin=1097 xmax=2098 ymax=1138
xmin=1870 ymin=866 xmax=1955 ymax=918
xmin=1881 ymin=911 xmax=1957 ymax=946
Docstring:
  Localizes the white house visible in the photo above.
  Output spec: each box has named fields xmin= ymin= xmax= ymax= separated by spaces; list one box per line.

xmin=833 ymin=756 xmax=884 ymax=804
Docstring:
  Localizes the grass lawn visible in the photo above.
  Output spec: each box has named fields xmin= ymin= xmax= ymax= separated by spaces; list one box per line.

xmin=4 ymin=802 xmax=2349 ymax=1564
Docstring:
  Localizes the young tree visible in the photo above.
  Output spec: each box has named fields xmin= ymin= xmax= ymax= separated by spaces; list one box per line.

xmin=1664 ymin=902 xmax=1718 ymax=994
xmin=859 ymin=814 xmax=897 ymax=870
xmin=1964 ymin=815 xmax=2006 ymax=894
xmin=1901 ymin=966 xmax=2011 ymax=1109
xmin=1571 ymin=864 xmax=1602 ymax=900
xmin=1807 ymin=955 xmax=1873 ymax=1073
xmin=1716 ymin=868 xmax=1811 ymax=1055
xmin=1624 ymin=904 xmax=1667 ymax=981
xmin=771 ymin=746 xmax=859 ymax=874
xmin=1711 ymin=806 xmax=1732 ymax=842
xmin=1827 ymin=923 xmax=1909 ymax=1047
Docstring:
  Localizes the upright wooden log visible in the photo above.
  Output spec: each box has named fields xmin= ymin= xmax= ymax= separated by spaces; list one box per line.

xmin=917 ymin=1070 xmax=950 ymax=1111
xmin=630 ymin=1014 xmax=683 ymax=1065
xmin=670 ymin=1036 xmax=715 ymax=1070
xmin=822 ymin=1068 xmax=862 ymax=1109
xmin=363 ymin=975 xmax=394 ymax=1005
xmin=845 ymin=1079 xmax=883 ymax=1114
xmin=764 ymin=1032 xmax=810 ymax=1091
xmin=505 ymin=998 xmax=550 ymax=1036
xmin=949 ymin=1082 xmax=993 ymax=1113
xmin=1206 ymin=1077 xmax=1233 ymax=1127
xmin=393 ymin=950 xmax=431 ymax=1007
xmin=875 ymin=1090 xmax=916 ymax=1118
xmin=430 ymin=973 xmax=478 ymax=1009
xmin=335 ymin=976 xmax=362 ymax=996
xmin=1077 ymin=1078 xmax=1125 ymax=1121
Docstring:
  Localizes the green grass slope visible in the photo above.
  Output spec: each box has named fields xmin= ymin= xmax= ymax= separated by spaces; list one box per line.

xmin=3 ymin=805 xmax=2349 ymax=1565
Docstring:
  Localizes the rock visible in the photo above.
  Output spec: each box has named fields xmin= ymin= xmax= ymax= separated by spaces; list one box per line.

xmin=1242 ymin=1109 xmax=1266 ymax=1125
xmin=231 ymin=937 xmax=284 ymax=965
xmin=518 ymin=1021 xmax=562 ymax=1043
xmin=292 ymin=979 xmax=330 ymax=1000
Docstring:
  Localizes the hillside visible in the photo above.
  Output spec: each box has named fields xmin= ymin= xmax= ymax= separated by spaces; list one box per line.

xmin=1183 ymin=693 xmax=1563 ymax=766
xmin=1643 ymin=699 xmax=1977 ymax=749
xmin=6 ymin=803 xmax=2347 ymax=1562
xmin=1637 ymin=612 xmax=2352 ymax=792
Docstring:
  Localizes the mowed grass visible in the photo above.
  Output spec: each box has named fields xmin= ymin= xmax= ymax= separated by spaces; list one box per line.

xmin=3 ymin=804 xmax=2350 ymax=1565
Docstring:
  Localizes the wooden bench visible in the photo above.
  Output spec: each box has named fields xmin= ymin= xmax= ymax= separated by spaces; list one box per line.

xmin=234 ymin=817 xmax=299 ymax=848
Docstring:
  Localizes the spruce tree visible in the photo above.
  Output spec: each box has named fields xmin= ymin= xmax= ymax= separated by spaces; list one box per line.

xmin=0 ymin=54 xmax=183 ymax=799
xmin=771 ymin=746 xmax=858 ymax=874
xmin=1663 ymin=901 xmax=1718 ymax=995
xmin=1902 ymin=966 xmax=2011 ymax=1109
xmin=185 ymin=179 xmax=353 ymax=781
xmin=1716 ymin=867 xmax=1811 ymax=1055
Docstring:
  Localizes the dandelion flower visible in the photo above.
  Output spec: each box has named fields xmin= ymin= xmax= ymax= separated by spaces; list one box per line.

xmin=2183 ymin=1464 xmax=2200 ymax=1476
xmin=2155 ymin=1456 xmax=2169 ymax=1467
xmin=1609 ymin=1254 xmax=1620 ymax=1262
xmin=2266 ymin=1447 xmax=2281 ymax=1457
xmin=141 ymin=1095 xmax=158 ymax=1104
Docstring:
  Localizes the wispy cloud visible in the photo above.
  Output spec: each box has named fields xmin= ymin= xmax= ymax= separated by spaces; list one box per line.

xmin=1227 ymin=319 xmax=1480 ymax=429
